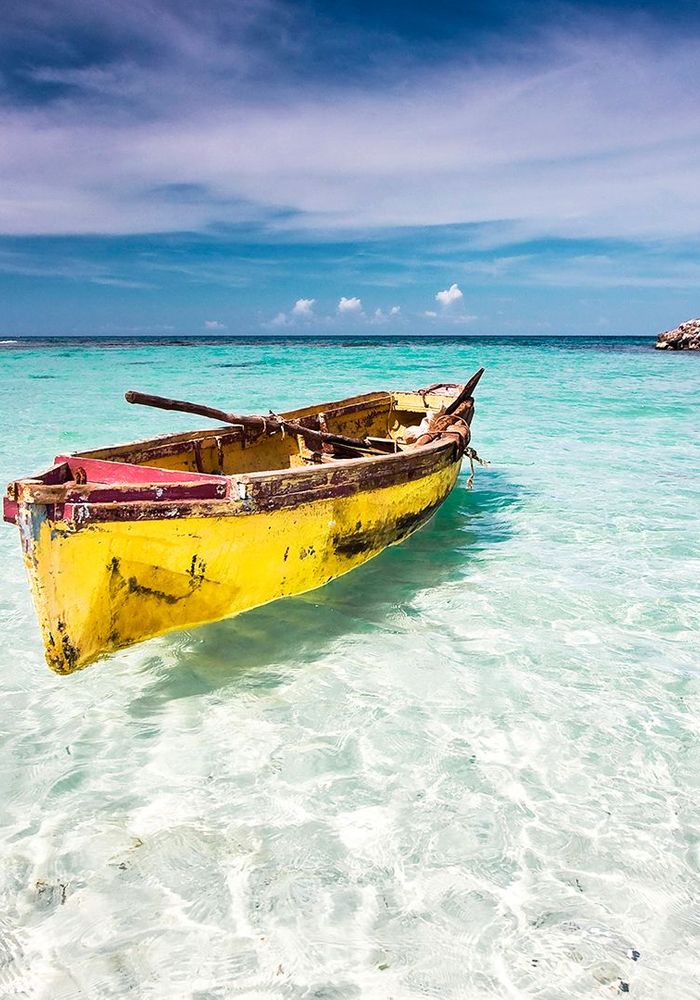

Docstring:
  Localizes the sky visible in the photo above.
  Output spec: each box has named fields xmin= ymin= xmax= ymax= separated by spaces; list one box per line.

xmin=1 ymin=0 xmax=699 ymax=336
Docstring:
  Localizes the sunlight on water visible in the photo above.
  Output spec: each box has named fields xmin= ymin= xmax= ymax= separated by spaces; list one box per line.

xmin=0 ymin=337 xmax=698 ymax=998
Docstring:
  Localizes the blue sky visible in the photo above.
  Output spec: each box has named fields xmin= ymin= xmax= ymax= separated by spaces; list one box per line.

xmin=1 ymin=0 xmax=699 ymax=336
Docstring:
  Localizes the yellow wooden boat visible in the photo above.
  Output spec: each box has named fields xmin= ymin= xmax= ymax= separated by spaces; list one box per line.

xmin=4 ymin=370 xmax=484 ymax=674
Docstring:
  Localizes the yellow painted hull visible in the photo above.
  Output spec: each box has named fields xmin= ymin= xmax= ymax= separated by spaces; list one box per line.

xmin=6 ymin=380 xmax=482 ymax=673
xmin=21 ymin=460 xmax=460 ymax=673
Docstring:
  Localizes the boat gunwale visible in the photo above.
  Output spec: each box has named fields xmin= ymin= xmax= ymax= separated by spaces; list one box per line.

xmin=58 ymin=440 xmax=461 ymax=525
xmin=4 ymin=385 xmax=471 ymax=526
xmin=7 ymin=386 xmax=461 ymax=493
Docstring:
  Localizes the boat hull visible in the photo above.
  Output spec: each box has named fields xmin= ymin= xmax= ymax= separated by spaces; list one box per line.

xmin=6 ymin=379 xmax=483 ymax=673
xmin=19 ymin=451 xmax=461 ymax=673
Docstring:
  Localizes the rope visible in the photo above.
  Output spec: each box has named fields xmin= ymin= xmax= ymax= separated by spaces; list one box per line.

xmin=446 ymin=413 xmax=470 ymax=431
xmin=464 ymin=446 xmax=490 ymax=489
xmin=266 ymin=411 xmax=284 ymax=437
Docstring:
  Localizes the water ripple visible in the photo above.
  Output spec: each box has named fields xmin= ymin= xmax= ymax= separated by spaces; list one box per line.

xmin=0 ymin=339 xmax=698 ymax=997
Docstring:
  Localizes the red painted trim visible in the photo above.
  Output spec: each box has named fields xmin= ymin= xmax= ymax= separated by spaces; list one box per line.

xmin=62 ymin=481 xmax=229 ymax=504
xmin=54 ymin=456 xmax=225 ymax=486
xmin=60 ymin=443 xmax=460 ymax=526
xmin=3 ymin=498 xmax=18 ymax=524
xmin=40 ymin=463 xmax=74 ymax=485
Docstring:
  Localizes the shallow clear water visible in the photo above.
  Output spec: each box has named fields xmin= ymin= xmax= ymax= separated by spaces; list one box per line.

xmin=0 ymin=336 xmax=698 ymax=999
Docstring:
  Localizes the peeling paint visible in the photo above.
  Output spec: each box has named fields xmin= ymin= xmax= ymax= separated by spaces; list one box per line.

xmin=108 ymin=555 xmax=207 ymax=607
xmin=17 ymin=503 xmax=47 ymax=561
xmin=333 ymin=496 xmax=445 ymax=557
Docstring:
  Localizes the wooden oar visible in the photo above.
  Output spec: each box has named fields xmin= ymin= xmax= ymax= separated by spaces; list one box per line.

xmin=124 ymin=390 xmax=383 ymax=454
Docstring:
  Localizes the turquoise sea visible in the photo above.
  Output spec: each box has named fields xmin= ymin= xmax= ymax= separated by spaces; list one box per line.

xmin=0 ymin=336 xmax=698 ymax=999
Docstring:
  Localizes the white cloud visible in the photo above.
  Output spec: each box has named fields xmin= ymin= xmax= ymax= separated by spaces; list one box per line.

xmin=338 ymin=296 xmax=363 ymax=314
xmin=1 ymin=18 xmax=700 ymax=247
xmin=435 ymin=283 xmax=463 ymax=308
xmin=459 ymin=251 xmax=700 ymax=289
xmin=204 ymin=319 xmax=226 ymax=329
xmin=372 ymin=305 xmax=401 ymax=323
xmin=424 ymin=306 xmax=476 ymax=325
xmin=291 ymin=297 xmax=315 ymax=317
xmin=269 ymin=297 xmax=315 ymax=326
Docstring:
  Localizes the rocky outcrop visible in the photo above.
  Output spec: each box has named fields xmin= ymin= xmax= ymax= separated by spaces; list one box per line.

xmin=655 ymin=319 xmax=700 ymax=350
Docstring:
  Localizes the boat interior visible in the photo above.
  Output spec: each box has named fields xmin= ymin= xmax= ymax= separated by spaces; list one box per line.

xmin=72 ymin=388 xmax=453 ymax=478
xmin=5 ymin=388 xmax=460 ymax=513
